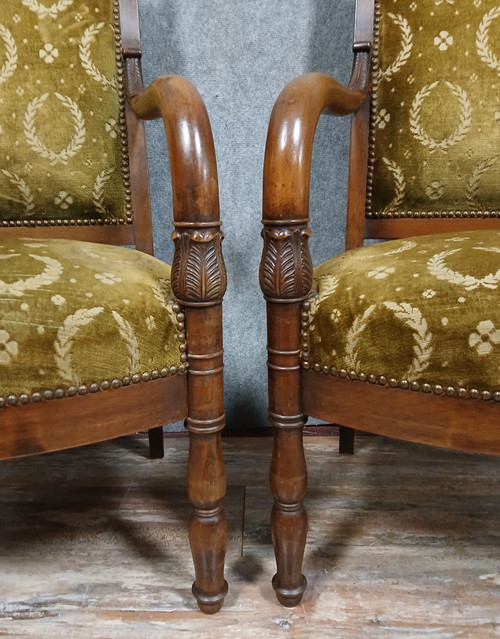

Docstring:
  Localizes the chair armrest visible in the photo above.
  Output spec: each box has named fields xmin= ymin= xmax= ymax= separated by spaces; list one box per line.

xmin=260 ymin=52 xmax=370 ymax=301
xmin=263 ymin=56 xmax=370 ymax=223
xmin=128 ymin=74 xmax=219 ymax=228
xmin=126 ymin=65 xmax=225 ymax=305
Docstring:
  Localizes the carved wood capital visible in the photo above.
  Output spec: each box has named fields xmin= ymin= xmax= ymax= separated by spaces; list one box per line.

xmin=259 ymin=225 xmax=313 ymax=300
xmin=171 ymin=227 xmax=227 ymax=305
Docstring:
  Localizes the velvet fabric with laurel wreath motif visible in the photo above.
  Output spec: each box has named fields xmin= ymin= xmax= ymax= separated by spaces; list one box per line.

xmin=0 ymin=1 xmax=130 ymax=224
xmin=308 ymin=230 xmax=500 ymax=394
xmin=0 ymin=237 xmax=181 ymax=399
xmin=368 ymin=0 xmax=500 ymax=218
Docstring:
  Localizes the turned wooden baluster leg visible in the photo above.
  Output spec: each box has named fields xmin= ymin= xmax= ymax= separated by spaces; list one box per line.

xmin=126 ymin=67 xmax=228 ymax=610
xmin=268 ymin=302 xmax=308 ymax=606
xmin=172 ymin=225 xmax=228 ymax=614
xmin=185 ymin=303 xmax=227 ymax=614
xmin=259 ymin=49 xmax=371 ymax=605
xmin=260 ymin=223 xmax=313 ymax=606
xmin=148 ymin=427 xmax=164 ymax=458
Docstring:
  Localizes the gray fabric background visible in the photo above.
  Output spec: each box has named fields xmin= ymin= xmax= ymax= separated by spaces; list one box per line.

xmin=139 ymin=0 xmax=356 ymax=429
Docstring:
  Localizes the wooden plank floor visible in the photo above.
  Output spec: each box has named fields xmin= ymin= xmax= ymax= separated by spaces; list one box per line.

xmin=0 ymin=435 xmax=498 ymax=638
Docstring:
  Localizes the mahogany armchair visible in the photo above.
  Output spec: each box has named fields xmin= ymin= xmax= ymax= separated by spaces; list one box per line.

xmin=260 ymin=0 xmax=500 ymax=607
xmin=0 ymin=0 xmax=227 ymax=613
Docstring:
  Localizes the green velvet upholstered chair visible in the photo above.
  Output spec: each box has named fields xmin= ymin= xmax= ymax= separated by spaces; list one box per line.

xmin=0 ymin=0 xmax=228 ymax=614
xmin=260 ymin=0 xmax=500 ymax=607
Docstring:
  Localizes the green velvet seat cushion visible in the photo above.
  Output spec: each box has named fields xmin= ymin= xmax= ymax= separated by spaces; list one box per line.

xmin=307 ymin=230 xmax=500 ymax=398
xmin=0 ymin=237 xmax=182 ymax=403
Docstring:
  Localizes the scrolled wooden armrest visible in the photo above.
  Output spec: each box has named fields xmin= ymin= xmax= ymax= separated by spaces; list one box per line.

xmin=129 ymin=74 xmax=219 ymax=226
xmin=263 ymin=55 xmax=370 ymax=223
xmin=260 ymin=51 xmax=370 ymax=301
xmin=127 ymin=71 xmax=225 ymax=305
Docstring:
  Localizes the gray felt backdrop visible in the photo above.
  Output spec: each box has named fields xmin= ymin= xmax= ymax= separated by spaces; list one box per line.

xmin=138 ymin=0 xmax=356 ymax=430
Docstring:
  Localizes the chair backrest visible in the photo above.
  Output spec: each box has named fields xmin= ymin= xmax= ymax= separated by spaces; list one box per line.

xmin=0 ymin=0 xmax=152 ymax=251
xmin=346 ymin=0 xmax=500 ymax=246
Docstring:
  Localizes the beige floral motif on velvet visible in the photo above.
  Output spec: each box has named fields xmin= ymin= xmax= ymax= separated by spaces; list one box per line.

xmin=0 ymin=1 xmax=129 ymax=223
xmin=0 ymin=237 xmax=181 ymax=398
xmin=368 ymin=0 xmax=500 ymax=217
xmin=308 ymin=230 xmax=500 ymax=393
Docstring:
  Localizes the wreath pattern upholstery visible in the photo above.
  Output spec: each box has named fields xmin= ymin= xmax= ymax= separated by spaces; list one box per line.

xmin=0 ymin=237 xmax=182 ymax=400
xmin=307 ymin=231 xmax=500 ymax=394
xmin=0 ymin=1 xmax=129 ymax=224
xmin=368 ymin=0 xmax=500 ymax=217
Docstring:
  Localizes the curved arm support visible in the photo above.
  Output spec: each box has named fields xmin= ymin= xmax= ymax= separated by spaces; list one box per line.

xmin=260 ymin=53 xmax=371 ymax=607
xmin=263 ymin=60 xmax=370 ymax=223
xmin=125 ymin=62 xmax=227 ymax=612
xmin=127 ymin=71 xmax=226 ymax=305
xmin=260 ymin=54 xmax=370 ymax=302
xmin=129 ymin=74 xmax=219 ymax=227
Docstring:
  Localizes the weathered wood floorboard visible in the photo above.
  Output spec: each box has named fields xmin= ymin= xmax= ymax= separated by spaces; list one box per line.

xmin=0 ymin=436 xmax=498 ymax=638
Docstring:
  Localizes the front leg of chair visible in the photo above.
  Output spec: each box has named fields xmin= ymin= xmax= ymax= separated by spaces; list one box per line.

xmin=268 ymin=301 xmax=308 ymax=607
xmin=260 ymin=67 xmax=370 ymax=606
xmin=128 ymin=74 xmax=228 ymax=611
xmin=260 ymin=224 xmax=313 ymax=606
xmin=172 ymin=226 xmax=228 ymax=614
xmin=185 ymin=303 xmax=227 ymax=614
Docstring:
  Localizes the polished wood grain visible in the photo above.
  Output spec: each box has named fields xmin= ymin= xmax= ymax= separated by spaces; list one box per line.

xmin=353 ymin=0 xmax=375 ymax=47
xmin=345 ymin=99 xmax=370 ymax=251
xmin=0 ymin=376 xmax=187 ymax=461
xmin=0 ymin=0 xmax=227 ymax=614
xmin=121 ymin=0 xmax=154 ymax=254
xmin=0 ymin=436 xmax=498 ymax=638
xmin=260 ymin=0 xmax=500 ymax=609
xmin=128 ymin=75 xmax=220 ymax=226
xmin=260 ymin=52 xmax=371 ymax=607
xmin=125 ymin=39 xmax=227 ymax=612
xmin=302 ymin=371 xmax=500 ymax=456
xmin=262 ymin=71 xmax=368 ymax=223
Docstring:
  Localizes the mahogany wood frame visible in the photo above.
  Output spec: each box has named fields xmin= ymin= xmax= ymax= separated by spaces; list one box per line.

xmin=0 ymin=0 xmax=227 ymax=614
xmin=259 ymin=0 xmax=500 ymax=608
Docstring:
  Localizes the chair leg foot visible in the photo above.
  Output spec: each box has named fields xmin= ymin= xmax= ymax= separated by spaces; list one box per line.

xmin=338 ymin=426 xmax=355 ymax=455
xmin=148 ymin=426 xmax=164 ymax=459
xmin=192 ymin=579 xmax=228 ymax=614
xmin=189 ymin=500 xmax=228 ymax=614
xmin=272 ymin=573 xmax=307 ymax=607
xmin=271 ymin=495 xmax=308 ymax=608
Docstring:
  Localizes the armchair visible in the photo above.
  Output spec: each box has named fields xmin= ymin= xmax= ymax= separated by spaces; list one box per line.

xmin=260 ymin=0 xmax=500 ymax=607
xmin=0 ymin=0 xmax=227 ymax=613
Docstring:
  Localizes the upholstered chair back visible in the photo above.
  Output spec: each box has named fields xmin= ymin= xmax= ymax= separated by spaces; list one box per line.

xmin=0 ymin=1 xmax=130 ymax=228
xmin=367 ymin=0 xmax=500 ymax=219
